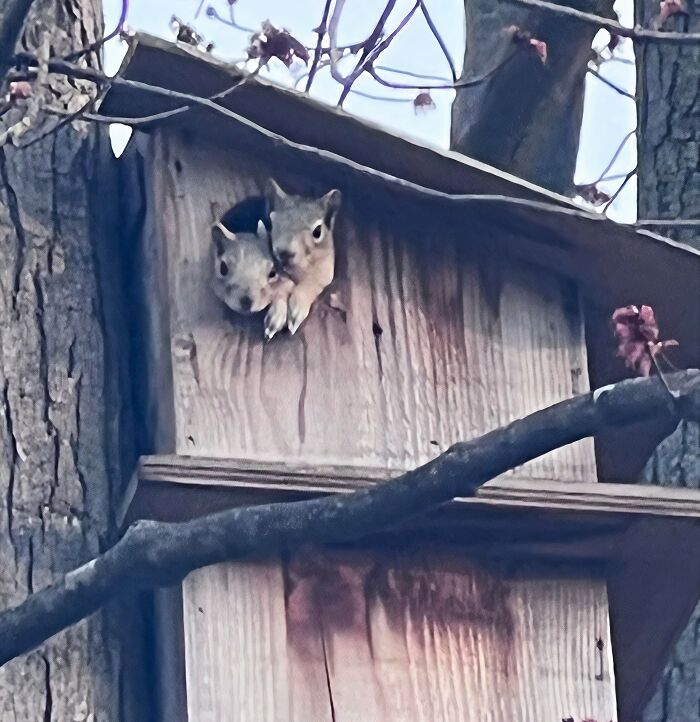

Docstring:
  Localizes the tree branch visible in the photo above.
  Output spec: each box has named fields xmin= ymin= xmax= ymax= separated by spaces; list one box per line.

xmin=587 ymin=66 xmax=636 ymax=100
xmin=419 ymin=0 xmax=457 ymax=82
xmin=305 ymin=0 xmax=333 ymax=92
xmin=1 ymin=371 xmax=700 ymax=666
xmin=11 ymin=58 xmax=700 ymax=229
xmin=504 ymin=0 xmax=700 ymax=44
xmin=0 ymin=0 xmax=35 ymax=82
xmin=337 ymin=0 xmax=419 ymax=105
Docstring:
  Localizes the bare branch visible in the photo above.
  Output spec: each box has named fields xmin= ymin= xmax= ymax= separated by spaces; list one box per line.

xmin=0 ymin=370 xmax=698 ymax=666
xmin=419 ymin=0 xmax=457 ymax=83
xmin=504 ymin=0 xmax=700 ymax=44
xmin=338 ymin=0 xmax=419 ymax=105
xmin=368 ymin=49 xmax=519 ymax=90
xmin=205 ymin=5 xmax=256 ymax=34
xmin=591 ymin=129 xmax=635 ymax=185
xmin=63 ymin=0 xmax=128 ymax=62
xmin=305 ymin=0 xmax=333 ymax=92
xmin=587 ymin=66 xmax=636 ymax=100
xmin=636 ymin=219 xmax=700 ymax=228
xmin=15 ymin=58 xmax=700 ymax=230
xmin=604 ymin=165 xmax=637 ymax=213
xmin=374 ymin=65 xmax=450 ymax=82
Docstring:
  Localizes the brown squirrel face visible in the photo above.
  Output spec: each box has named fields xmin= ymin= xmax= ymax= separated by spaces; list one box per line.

xmin=210 ymin=221 xmax=282 ymax=314
xmin=266 ymin=180 xmax=341 ymax=280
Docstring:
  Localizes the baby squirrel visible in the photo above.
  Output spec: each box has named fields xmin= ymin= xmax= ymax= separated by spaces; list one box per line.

xmin=211 ymin=182 xmax=342 ymax=339
xmin=211 ymin=220 xmax=294 ymax=341
xmin=266 ymin=179 xmax=342 ymax=335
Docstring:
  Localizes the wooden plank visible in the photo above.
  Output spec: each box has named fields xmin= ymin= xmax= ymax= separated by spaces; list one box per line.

xmin=133 ymin=454 xmax=700 ymax=520
xmin=181 ymin=549 xmax=617 ymax=722
xmin=143 ymin=130 xmax=595 ymax=480
xmin=182 ymin=560 xmax=292 ymax=722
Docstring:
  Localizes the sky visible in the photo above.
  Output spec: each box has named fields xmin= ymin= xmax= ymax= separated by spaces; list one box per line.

xmin=102 ymin=0 xmax=637 ymax=221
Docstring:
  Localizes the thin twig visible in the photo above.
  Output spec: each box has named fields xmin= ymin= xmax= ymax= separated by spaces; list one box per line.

xmin=648 ymin=346 xmax=677 ymax=400
xmin=333 ymin=0 xmax=400 ymax=103
xmin=22 ymin=58 xmax=700 ymax=231
xmin=18 ymin=96 xmax=95 ymax=148
xmin=63 ymin=0 xmax=128 ymax=61
xmin=419 ymin=0 xmax=457 ymax=82
xmin=205 ymin=6 xmax=256 ymax=34
xmin=374 ymin=65 xmax=450 ymax=82
xmin=635 ymin=219 xmax=700 ymax=228
xmin=368 ymin=49 xmax=519 ymax=90
xmin=592 ymin=129 xmax=635 ymax=185
xmin=306 ymin=0 xmax=334 ymax=92
xmin=587 ymin=66 xmax=636 ymax=100
xmin=603 ymin=166 xmax=637 ymax=213
xmin=504 ymin=0 xmax=700 ymax=44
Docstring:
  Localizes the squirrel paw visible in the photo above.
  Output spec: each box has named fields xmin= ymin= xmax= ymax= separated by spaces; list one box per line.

xmin=264 ymin=301 xmax=288 ymax=342
xmin=287 ymin=293 xmax=312 ymax=335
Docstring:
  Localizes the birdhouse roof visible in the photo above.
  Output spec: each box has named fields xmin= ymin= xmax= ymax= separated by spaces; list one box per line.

xmin=101 ymin=33 xmax=699 ymax=368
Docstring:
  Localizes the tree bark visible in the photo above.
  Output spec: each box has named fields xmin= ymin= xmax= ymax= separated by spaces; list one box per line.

xmin=0 ymin=0 xmax=145 ymax=719
xmin=637 ymin=3 xmax=700 ymax=721
xmin=451 ymin=0 xmax=613 ymax=195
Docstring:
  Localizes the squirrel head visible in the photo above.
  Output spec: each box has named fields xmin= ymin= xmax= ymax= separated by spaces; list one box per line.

xmin=210 ymin=220 xmax=282 ymax=315
xmin=266 ymin=179 xmax=341 ymax=279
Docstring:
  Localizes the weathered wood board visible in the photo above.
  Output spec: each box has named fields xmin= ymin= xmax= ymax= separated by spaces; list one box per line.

xmin=182 ymin=550 xmax=616 ymax=722
xmin=133 ymin=129 xmax=595 ymax=482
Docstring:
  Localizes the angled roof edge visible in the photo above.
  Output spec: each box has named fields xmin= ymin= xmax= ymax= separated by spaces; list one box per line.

xmin=102 ymin=33 xmax=699 ymax=259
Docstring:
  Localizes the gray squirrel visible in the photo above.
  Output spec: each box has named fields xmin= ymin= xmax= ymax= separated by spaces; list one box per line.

xmin=211 ymin=220 xmax=294 ymax=341
xmin=211 ymin=181 xmax=342 ymax=340
xmin=266 ymin=179 xmax=341 ymax=335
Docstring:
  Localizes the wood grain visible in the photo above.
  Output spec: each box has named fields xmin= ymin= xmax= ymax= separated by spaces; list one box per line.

xmin=182 ymin=549 xmax=617 ymax=722
xmin=138 ymin=129 xmax=595 ymax=481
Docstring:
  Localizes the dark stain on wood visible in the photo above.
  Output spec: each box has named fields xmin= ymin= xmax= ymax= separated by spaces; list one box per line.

xmin=283 ymin=548 xmax=515 ymax=658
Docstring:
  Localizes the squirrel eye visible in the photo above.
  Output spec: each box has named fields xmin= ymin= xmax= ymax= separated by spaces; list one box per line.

xmin=268 ymin=269 xmax=278 ymax=280
xmin=312 ymin=223 xmax=323 ymax=239
xmin=219 ymin=260 xmax=229 ymax=277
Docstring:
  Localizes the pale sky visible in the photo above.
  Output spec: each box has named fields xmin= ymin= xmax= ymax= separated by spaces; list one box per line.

xmin=102 ymin=0 xmax=636 ymax=221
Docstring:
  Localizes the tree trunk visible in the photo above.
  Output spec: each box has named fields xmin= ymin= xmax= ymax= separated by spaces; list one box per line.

xmin=451 ymin=0 xmax=613 ymax=195
xmin=637 ymin=3 xmax=700 ymax=721
xmin=0 ymin=0 xmax=145 ymax=719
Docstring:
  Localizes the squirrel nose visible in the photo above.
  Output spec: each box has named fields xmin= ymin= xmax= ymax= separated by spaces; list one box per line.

xmin=276 ymin=250 xmax=293 ymax=266
xmin=239 ymin=295 xmax=253 ymax=311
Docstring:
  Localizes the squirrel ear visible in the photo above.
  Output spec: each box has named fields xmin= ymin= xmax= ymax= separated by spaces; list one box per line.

xmin=265 ymin=178 xmax=287 ymax=210
xmin=322 ymin=189 xmax=342 ymax=227
xmin=212 ymin=222 xmax=236 ymax=254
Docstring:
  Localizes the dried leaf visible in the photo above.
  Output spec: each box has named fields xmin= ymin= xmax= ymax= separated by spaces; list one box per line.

xmin=170 ymin=15 xmax=214 ymax=52
xmin=413 ymin=90 xmax=436 ymax=113
xmin=529 ymin=38 xmax=548 ymax=63
xmin=611 ymin=304 xmax=678 ymax=377
xmin=247 ymin=20 xmax=310 ymax=67
xmin=659 ymin=0 xmax=687 ymax=23
xmin=507 ymin=25 xmax=547 ymax=64
xmin=650 ymin=0 xmax=687 ymax=28
xmin=575 ymin=183 xmax=611 ymax=206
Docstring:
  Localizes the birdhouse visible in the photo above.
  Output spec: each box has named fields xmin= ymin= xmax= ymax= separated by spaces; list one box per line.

xmin=106 ymin=34 xmax=700 ymax=722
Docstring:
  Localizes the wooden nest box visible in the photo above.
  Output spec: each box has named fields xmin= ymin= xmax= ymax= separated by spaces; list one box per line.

xmin=105 ymin=34 xmax=700 ymax=722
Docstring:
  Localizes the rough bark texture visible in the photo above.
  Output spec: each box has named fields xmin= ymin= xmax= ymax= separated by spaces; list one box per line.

xmin=0 ymin=0 xmax=145 ymax=719
xmin=636 ymin=2 xmax=700 ymax=251
xmin=451 ymin=0 xmax=614 ymax=195
xmin=638 ymin=3 xmax=700 ymax=720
